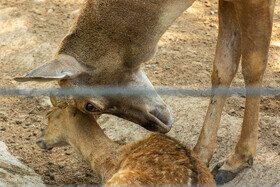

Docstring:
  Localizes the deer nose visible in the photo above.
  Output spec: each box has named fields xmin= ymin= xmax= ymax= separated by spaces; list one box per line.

xmin=149 ymin=105 xmax=172 ymax=132
xmin=36 ymin=140 xmax=47 ymax=149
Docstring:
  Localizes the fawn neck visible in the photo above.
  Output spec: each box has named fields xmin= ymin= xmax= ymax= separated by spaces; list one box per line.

xmin=66 ymin=111 xmax=119 ymax=182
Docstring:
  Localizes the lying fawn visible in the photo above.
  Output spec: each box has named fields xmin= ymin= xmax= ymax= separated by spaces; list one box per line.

xmin=36 ymin=97 xmax=215 ymax=186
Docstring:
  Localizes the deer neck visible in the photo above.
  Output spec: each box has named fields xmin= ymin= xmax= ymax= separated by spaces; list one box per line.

xmin=55 ymin=0 xmax=195 ymax=69
xmin=66 ymin=116 xmax=120 ymax=182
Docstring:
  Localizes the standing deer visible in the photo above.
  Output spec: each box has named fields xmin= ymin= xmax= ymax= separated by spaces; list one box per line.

xmin=16 ymin=0 xmax=275 ymax=184
xmin=36 ymin=97 xmax=216 ymax=186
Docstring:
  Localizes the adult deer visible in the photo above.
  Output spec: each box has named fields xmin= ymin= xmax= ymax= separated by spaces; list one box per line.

xmin=16 ymin=0 xmax=275 ymax=184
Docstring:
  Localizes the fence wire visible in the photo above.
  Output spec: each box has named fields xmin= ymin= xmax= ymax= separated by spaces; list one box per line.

xmin=0 ymin=86 xmax=280 ymax=97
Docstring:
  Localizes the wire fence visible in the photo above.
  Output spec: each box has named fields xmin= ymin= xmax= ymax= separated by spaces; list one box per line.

xmin=0 ymin=86 xmax=280 ymax=97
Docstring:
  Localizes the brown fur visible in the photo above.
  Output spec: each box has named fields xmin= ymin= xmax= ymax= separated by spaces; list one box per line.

xmin=20 ymin=0 xmax=276 ymax=182
xmin=37 ymin=103 xmax=215 ymax=186
xmin=56 ymin=0 xmax=193 ymax=70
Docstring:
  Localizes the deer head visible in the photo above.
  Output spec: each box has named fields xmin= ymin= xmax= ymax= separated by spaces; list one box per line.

xmin=16 ymin=0 xmax=195 ymax=133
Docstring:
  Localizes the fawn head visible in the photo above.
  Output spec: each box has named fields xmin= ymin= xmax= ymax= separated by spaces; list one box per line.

xmin=36 ymin=96 xmax=96 ymax=150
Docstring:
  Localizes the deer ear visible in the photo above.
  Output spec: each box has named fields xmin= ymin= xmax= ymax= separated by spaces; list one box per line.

xmin=14 ymin=54 xmax=86 ymax=82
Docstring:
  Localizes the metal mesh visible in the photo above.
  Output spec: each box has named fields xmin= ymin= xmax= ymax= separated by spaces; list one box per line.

xmin=0 ymin=86 xmax=279 ymax=97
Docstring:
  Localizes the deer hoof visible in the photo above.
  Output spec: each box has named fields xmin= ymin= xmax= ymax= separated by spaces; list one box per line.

xmin=211 ymin=162 xmax=237 ymax=185
xmin=211 ymin=155 xmax=254 ymax=185
xmin=212 ymin=169 xmax=237 ymax=185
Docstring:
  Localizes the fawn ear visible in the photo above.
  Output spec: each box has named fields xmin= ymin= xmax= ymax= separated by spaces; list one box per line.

xmin=14 ymin=54 xmax=86 ymax=82
xmin=50 ymin=96 xmax=58 ymax=107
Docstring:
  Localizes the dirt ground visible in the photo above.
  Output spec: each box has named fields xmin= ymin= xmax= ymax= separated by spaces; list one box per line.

xmin=0 ymin=0 xmax=279 ymax=185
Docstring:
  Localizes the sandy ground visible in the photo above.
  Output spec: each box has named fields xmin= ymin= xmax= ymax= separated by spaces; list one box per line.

xmin=0 ymin=0 xmax=279 ymax=185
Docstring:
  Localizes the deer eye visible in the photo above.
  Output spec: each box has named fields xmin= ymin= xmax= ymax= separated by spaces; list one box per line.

xmin=85 ymin=103 xmax=95 ymax=112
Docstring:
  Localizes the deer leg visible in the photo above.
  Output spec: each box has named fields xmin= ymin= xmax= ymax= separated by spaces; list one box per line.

xmin=194 ymin=0 xmax=241 ymax=165
xmin=212 ymin=0 xmax=275 ymax=185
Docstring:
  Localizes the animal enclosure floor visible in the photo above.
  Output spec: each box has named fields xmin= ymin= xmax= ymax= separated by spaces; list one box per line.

xmin=0 ymin=0 xmax=279 ymax=185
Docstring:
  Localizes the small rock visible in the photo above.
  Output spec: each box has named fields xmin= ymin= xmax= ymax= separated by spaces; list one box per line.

xmin=2 ymin=116 xmax=8 ymax=122
xmin=85 ymin=172 xmax=92 ymax=177
xmin=45 ymin=171 xmax=50 ymax=176
xmin=165 ymin=66 xmax=171 ymax=70
xmin=49 ymin=175 xmax=55 ymax=180
xmin=1 ymin=127 xmax=6 ymax=131
xmin=65 ymin=152 xmax=71 ymax=156
xmin=70 ymin=9 xmax=80 ymax=18
xmin=210 ymin=11 xmax=215 ymax=15
xmin=47 ymin=9 xmax=54 ymax=14
xmin=272 ymin=142 xmax=278 ymax=146
xmin=229 ymin=109 xmax=236 ymax=115
xmin=217 ymin=136 xmax=222 ymax=142
xmin=16 ymin=121 xmax=22 ymax=125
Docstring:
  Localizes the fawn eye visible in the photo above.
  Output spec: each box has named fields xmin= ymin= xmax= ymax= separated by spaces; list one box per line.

xmin=85 ymin=103 xmax=95 ymax=112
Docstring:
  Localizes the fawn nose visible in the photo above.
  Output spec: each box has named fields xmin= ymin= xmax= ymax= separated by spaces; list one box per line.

xmin=36 ymin=140 xmax=47 ymax=149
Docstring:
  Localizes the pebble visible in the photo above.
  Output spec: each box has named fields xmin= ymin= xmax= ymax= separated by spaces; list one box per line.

xmin=16 ymin=121 xmax=22 ymax=125
xmin=85 ymin=172 xmax=92 ymax=177
xmin=70 ymin=9 xmax=80 ymax=18
xmin=272 ymin=142 xmax=278 ymax=146
xmin=2 ymin=116 xmax=8 ymax=122
xmin=1 ymin=127 xmax=6 ymax=131
xmin=50 ymin=175 xmax=55 ymax=180
xmin=65 ymin=152 xmax=72 ymax=156
xmin=47 ymin=9 xmax=54 ymax=14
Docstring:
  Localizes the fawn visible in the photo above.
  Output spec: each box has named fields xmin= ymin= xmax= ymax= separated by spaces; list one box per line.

xmin=36 ymin=97 xmax=215 ymax=186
